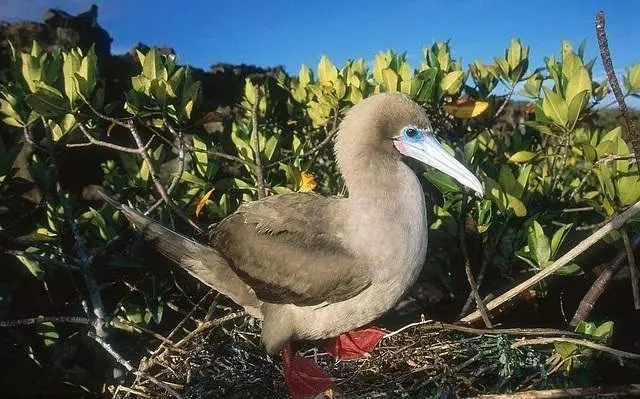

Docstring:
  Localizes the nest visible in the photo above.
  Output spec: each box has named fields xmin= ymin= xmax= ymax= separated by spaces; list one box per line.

xmin=110 ymin=296 xmax=639 ymax=399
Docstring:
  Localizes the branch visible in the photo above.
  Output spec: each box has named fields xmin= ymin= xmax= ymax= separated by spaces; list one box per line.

xmin=75 ymin=123 xmax=142 ymax=154
xmin=265 ymin=106 xmax=340 ymax=168
xmin=621 ymin=226 xmax=640 ymax=309
xmin=0 ymin=316 xmax=91 ymax=327
xmin=511 ymin=336 xmax=640 ymax=360
xmin=146 ymin=121 xmax=187 ymax=215
xmin=89 ymin=332 xmax=183 ymax=399
xmin=126 ymin=121 xmax=203 ymax=234
xmin=44 ymin=122 xmax=107 ymax=338
xmin=459 ymin=192 xmax=492 ymax=327
xmin=461 ymin=199 xmax=640 ymax=324
xmin=595 ymin=11 xmax=640 ymax=168
xmin=250 ymin=84 xmax=266 ymax=199
xmin=467 ymin=384 xmax=640 ymax=399
xmin=570 ymin=232 xmax=640 ymax=326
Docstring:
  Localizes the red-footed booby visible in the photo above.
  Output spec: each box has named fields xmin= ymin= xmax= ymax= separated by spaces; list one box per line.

xmin=99 ymin=92 xmax=483 ymax=398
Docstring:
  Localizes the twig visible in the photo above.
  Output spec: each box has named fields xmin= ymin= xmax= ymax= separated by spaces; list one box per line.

xmin=459 ymin=192 xmax=492 ymax=327
xmin=146 ymin=121 xmax=187 ymax=215
xmin=467 ymin=384 xmax=640 ymax=399
xmin=570 ymin=232 xmax=640 ymax=325
xmin=76 ymin=123 xmax=142 ymax=154
xmin=493 ymin=83 xmax=517 ymax=120
xmin=385 ymin=320 xmax=580 ymax=339
xmin=459 ymin=220 xmax=509 ymax=316
xmin=0 ymin=316 xmax=91 ymax=327
xmin=461 ymin=199 xmax=640 ymax=324
xmin=44 ymin=122 xmax=107 ymax=338
xmin=250 ymin=84 xmax=266 ymax=199
xmin=126 ymin=121 xmax=203 ymax=234
xmin=265 ymin=107 xmax=340 ymax=168
xmin=620 ymin=226 xmax=640 ymax=309
xmin=595 ymin=11 xmax=640 ymax=168
xmin=173 ymin=311 xmax=247 ymax=349
xmin=511 ymin=337 xmax=640 ymax=360
xmin=88 ymin=332 xmax=183 ymax=399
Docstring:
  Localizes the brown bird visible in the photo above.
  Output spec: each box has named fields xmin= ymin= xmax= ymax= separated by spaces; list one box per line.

xmin=100 ymin=92 xmax=483 ymax=398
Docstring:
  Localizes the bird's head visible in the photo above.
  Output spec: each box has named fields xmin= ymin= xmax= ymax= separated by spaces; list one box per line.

xmin=335 ymin=92 xmax=484 ymax=196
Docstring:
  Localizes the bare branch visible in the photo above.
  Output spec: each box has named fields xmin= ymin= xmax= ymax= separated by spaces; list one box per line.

xmin=126 ymin=121 xmax=203 ymax=234
xmin=570 ymin=232 xmax=640 ymax=326
xmin=459 ymin=192 xmax=492 ymax=327
xmin=511 ymin=336 xmax=640 ymax=360
xmin=250 ymin=84 xmax=266 ymax=199
xmin=76 ymin=123 xmax=142 ymax=153
xmin=621 ymin=226 xmax=640 ymax=309
xmin=0 ymin=316 xmax=91 ymax=327
xmin=89 ymin=332 xmax=183 ymax=399
xmin=461 ymin=199 xmax=640 ymax=324
xmin=467 ymin=384 xmax=640 ymax=399
xmin=265 ymin=106 xmax=340 ymax=168
xmin=595 ymin=11 xmax=640 ymax=168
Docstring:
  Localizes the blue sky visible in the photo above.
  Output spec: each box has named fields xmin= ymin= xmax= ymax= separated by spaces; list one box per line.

xmin=2 ymin=0 xmax=640 ymax=82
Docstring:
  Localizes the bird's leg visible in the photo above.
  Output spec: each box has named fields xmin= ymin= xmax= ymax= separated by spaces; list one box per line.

xmin=324 ymin=327 xmax=386 ymax=360
xmin=281 ymin=343 xmax=335 ymax=399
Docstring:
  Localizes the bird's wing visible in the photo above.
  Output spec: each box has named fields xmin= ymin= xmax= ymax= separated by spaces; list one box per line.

xmin=212 ymin=192 xmax=371 ymax=306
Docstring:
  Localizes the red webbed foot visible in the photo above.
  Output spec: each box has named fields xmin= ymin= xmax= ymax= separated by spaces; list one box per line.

xmin=324 ymin=327 xmax=386 ymax=360
xmin=281 ymin=343 xmax=335 ymax=399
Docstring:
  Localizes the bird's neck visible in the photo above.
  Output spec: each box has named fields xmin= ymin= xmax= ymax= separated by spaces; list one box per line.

xmin=339 ymin=157 xmax=428 ymax=279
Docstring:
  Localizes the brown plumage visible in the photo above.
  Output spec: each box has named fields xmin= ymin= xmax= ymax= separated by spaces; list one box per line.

xmin=100 ymin=92 xmax=483 ymax=360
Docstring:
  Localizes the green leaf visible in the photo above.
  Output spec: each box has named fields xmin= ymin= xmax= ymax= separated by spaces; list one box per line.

xmin=625 ymin=64 xmax=640 ymax=93
xmin=616 ymin=175 xmax=640 ymax=205
xmin=142 ymin=48 xmax=160 ymax=80
xmin=550 ymin=223 xmax=573 ymax=258
xmin=36 ymin=322 xmax=59 ymax=346
xmin=440 ymin=70 xmax=465 ymax=95
xmin=62 ymin=50 xmax=82 ymax=104
xmin=298 ymin=64 xmax=312 ymax=86
xmin=509 ymin=151 xmax=537 ymax=163
xmin=507 ymin=194 xmax=527 ymax=217
xmin=594 ymin=321 xmax=614 ymax=340
xmin=317 ymin=55 xmax=338 ymax=84
xmin=25 ymin=87 xmax=68 ymax=118
xmin=566 ymin=90 xmax=588 ymax=131
xmin=556 ymin=262 xmax=584 ymax=276
xmin=542 ymin=87 xmax=569 ymax=128
xmin=528 ymin=221 xmax=550 ymax=265
xmin=423 ymin=169 xmax=462 ymax=193
xmin=15 ymin=247 xmax=45 ymax=280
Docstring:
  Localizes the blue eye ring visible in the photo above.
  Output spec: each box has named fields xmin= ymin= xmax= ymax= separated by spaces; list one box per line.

xmin=401 ymin=126 xmax=423 ymax=141
xmin=405 ymin=127 xmax=419 ymax=137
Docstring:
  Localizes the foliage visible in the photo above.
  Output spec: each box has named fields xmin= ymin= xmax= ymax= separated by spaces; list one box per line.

xmin=1 ymin=36 xmax=640 ymax=395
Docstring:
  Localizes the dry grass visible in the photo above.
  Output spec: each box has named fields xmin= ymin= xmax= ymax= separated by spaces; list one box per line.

xmin=107 ymin=291 xmax=640 ymax=399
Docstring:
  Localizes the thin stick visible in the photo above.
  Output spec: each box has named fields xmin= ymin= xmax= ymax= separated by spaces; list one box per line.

xmin=621 ymin=226 xmax=640 ymax=309
xmin=595 ymin=11 xmax=640 ymax=168
xmin=571 ymin=232 xmax=640 ymax=325
xmin=459 ymin=193 xmax=492 ymax=327
xmin=265 ymin=107 xmax=340 ymax=168
xmin=250 ymin=84 xmax=266 ymax=199
xmin=467 ymin=384 xmax=640 ymax=399
xmin=126 ymin=121 xmax=203 ymax=234
xmin=511 ymin=337 xmax=640 ymax=360
xmin=89 ymin=332 xmax=183 ymax=399
xmin=0 ymin=316 xmax=91 ymax=327
xmin=461 ymin=199 xmax=640 ymax=324
xmin=76 ymin=123 xmax=142 ymax=154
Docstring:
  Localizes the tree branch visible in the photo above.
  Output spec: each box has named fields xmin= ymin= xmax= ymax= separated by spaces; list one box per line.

xmin=461 ymin=199 xmax=640 ymax=324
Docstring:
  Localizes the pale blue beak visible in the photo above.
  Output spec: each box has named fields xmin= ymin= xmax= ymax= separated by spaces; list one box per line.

xmin=394 ymin=127 xmax=484 ymax=196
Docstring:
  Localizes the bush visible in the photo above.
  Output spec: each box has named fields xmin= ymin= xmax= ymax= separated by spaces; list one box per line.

xmin=1 ymin=36 xmax=640 ymax=395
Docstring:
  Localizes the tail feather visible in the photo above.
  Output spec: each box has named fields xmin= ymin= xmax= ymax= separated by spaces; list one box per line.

xmin=98 ymin=190 xmax=262 ymax=317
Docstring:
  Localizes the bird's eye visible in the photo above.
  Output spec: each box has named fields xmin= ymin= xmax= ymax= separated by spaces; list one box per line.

xmin=403 ymin=126 xmax=421 ymax=139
